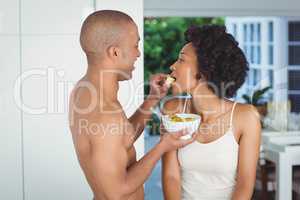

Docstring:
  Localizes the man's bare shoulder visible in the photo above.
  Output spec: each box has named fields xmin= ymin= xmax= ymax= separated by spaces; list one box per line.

xmin=69 ymin=79 xmax=127 ymax=126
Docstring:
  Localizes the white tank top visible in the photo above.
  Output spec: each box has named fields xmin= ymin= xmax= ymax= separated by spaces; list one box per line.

xmin=178 ymin=102 xmax=239 ymax=200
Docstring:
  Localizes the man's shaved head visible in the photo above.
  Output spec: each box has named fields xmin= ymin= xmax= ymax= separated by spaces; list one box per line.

xmin=80 ymin=10 xmax=140 ymax=81
xmin=80 ymin=10 xmax=135 ymax=56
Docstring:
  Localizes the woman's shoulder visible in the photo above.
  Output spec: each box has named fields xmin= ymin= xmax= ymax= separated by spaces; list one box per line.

xmin=234 ymin=102 xmax=261 ymax=133
xmin=235 ymin=103 xmax=260 ymax=119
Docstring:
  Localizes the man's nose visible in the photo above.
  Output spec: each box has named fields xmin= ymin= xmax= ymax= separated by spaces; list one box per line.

xmin=137 ymin=49 xmax=141 ymax=58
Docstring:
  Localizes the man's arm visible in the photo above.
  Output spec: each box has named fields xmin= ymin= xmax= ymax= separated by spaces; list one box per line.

xmin=128 ymin=97 xmax=159 ymax=142
xmin=90 ymin=132 xmax=163 ymax=200
xmin=129 ymin=73 xmax=169 ymax=143
xmin=89 ymin=115 xmax=194 ymax=200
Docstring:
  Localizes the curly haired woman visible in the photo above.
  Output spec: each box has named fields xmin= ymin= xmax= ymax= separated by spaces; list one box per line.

xmin=161 ymin=25 xmax=261 ymax=200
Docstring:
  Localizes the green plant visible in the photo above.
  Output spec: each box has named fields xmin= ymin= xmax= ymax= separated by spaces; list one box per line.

xmin=242 ymin=86 xmax=271 ymax=106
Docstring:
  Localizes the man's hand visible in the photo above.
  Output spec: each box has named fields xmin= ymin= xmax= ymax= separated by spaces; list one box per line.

xmin=148 ymin=73 xmax=169 ymax=101
xmin=128 ymin=74 xmax=171 ymax=144
xmin=158 ymin=126 xmax=196 ymax=153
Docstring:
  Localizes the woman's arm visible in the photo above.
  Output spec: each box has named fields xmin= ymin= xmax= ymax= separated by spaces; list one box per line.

xmin=162 ymin=150 xmax=182 ymax=200
xmin=232 ymin=105 xmax=261 ymax=200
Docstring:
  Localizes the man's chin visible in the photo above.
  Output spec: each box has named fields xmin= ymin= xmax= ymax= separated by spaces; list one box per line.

xmin=118 ymin=73 xmax=132 ymax=81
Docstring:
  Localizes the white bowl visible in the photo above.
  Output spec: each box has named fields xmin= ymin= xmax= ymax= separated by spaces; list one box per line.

xmin=161 ymin=113 xmax=201 ymax=139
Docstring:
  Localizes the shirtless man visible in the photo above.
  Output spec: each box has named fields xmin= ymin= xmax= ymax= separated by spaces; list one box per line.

xmin=68 ymin=10 xmax=195 ymax=200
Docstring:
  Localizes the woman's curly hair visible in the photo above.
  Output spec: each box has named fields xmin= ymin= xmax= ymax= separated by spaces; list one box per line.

xmin=185 ymin=25 xmax=249 ymax=98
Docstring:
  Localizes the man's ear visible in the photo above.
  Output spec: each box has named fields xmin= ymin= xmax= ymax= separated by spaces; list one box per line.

xmin=107 ymin=45 xmax=120 ymax=59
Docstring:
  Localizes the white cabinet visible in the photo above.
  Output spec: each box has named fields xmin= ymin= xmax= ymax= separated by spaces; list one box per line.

xmin=21 ymin=0 xmax=94 ymax=35
xmin=19 ymin=0 xmax=95 ymax=198
xmin=21 ymin=35 xmax=90 ymax=200
xmin=0 ymin=0 xmax=19 ymax=34
xmin=0 ymin=36 xmax=23 ymax=200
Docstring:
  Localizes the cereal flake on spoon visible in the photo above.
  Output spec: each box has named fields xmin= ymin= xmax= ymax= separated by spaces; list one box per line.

xmin=165 ymin=75 xmax=176 ymax=87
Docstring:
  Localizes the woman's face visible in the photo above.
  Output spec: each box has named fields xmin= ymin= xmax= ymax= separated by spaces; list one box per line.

xmin=170 ymin=42 xmax=200 ymax=94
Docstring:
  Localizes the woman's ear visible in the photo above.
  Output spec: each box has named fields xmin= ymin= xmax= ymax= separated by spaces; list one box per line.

xmin=196 ymin=73 xmax=207 ymax=82
xmin=196 ymin=73 xmax=202 ymax=80
xmin=190 ymin=73 xmax=205 ymax=94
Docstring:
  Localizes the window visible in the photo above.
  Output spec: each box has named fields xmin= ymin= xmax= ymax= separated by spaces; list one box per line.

xmin=247 ymin=68 xmax=254 ymax=87
xmin=268 ymin=70 xmax=274 ymax=88
xmin=289 ymin=21 xmax=300 ymax=41
xmin=250 ymin=45 xmax=255 ymax=63
xmin=233 ymin=24 xmax=237 ymax=38
xmin=288 ymin=21 xmax=300 ymax=66
xmin=242 ymin=22 xmax=261 ymax=65
xmin=243 ymin=24 xmax=248 ymax=42
xmin=240 ymin=22 xmax=263 ymax=95
xmin=269 ymin=45 xmax=274 ymax=65
xmin=257 ymin=46 xmax=261 ymax=64
xmin=289 ymin=46 xmax=300 ymax=65
xmin=267 ymin=21 xmax=274 ymax=102
xmin=288 ymin=21 xmax=300 ymax=113
xmin=250 ymin=23 xmax=254 ymax=42
xmin=289 ymin=71 xmax=300 ymax=90
xmin=288 ymin=70 xmax=300 ymax=112
xmin=268 ymin=22 xmax=274 ymax=42
xmin=243 ymin=45 xmax=248 ymax=59
xmin=289 ymin=95 xmax=300 ymax=113
xmin=257 ymin=24 xmax=261 ymax=42
xmin=268 ymin=22 xmax=274 ymax=65
xmin=253 ymin=69 xmax=261 ymax=86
